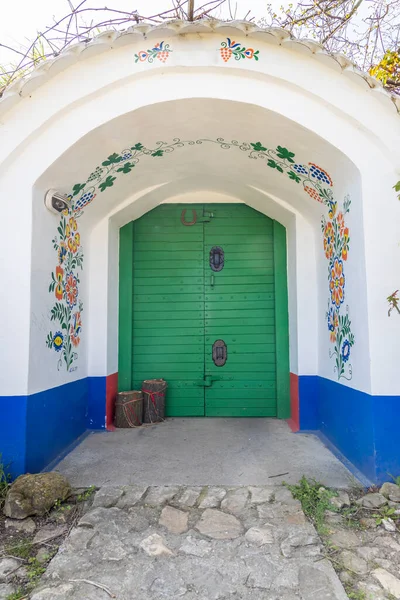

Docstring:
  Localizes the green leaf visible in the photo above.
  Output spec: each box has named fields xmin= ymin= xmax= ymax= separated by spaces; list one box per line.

xmin=288 ymin=171 xmax=301 ymax=183
xmin=151 ymin=149 xmax=164 ymax=157
xmin=98 ymin=176 xmax=116 ymax=192
xmin=267 ymin=159 xmax=284 ymax=173
xmin=72 ymin=183 xmax=85 ymax=196
xmin=393 ymin=181 xmax=400 ymax=192
xmin=117 ymin=162 xmax=135 ymax=174
xmin=251 ymin=142 xmax=267 ymax=152
xmin=131 ymin=143 xmax=144 ymax=151
xmin=276 ymin=146 xmax=295 ymax=163
xmin=102 ymin=153 xmax=122 ymax=166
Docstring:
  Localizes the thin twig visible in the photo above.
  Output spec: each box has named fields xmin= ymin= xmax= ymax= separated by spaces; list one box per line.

xmin=69 ymin=579 xmax=116 ymax=598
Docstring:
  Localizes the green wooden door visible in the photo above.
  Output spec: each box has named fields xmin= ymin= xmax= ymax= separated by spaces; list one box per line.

xmin=204 ymin=204 xmax=276 ymax=416
xmin=119 ymin=204 xmax=290 ymax=418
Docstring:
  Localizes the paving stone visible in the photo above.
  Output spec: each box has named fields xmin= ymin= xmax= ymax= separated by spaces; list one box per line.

xmin=33 ymin=525 xmax=67 ymax=545
xmin=339 ymin=550 xmax=369 ymax=575
xmin=249 ymin=486 xmax=275 ymax=504
xmin=281 ymin=531 xmax=321 ymax=558
xmin=374 ymin=557 xmax=393 ymax=570
xmin=179 ymin=535 xmax=212 ymax=557
xmin=329 ymin=491 xmax=350 ymax=510
xmin=221 ymin=488 xmax=249 ymax=515
xmin=358 ymin=582 xmax=387 ymax=600
xmin=273 ymin=563 xmax=299 ymax=588
xmin=198 ymin=487 xmax=226 ymax=509
xmin=274 ymin=487 xmax=301 ymax=506
xmin=144 ymin=486 xmax=180 ymax=506
xmin=245 ymin=556 xmax=279 ymax=589
xmin=284 ymin=511 xmax=307 ymax=525
xmin=245 ymin=526 xmax=274 ymax=546
xmin=380 ymin=482 xmax=400 ymax=502
xmin=0 ymin=583 xmax=16 ymax=600
xmin=360 ymin=517 xmax=379 ymax=529
xmin=358 ymin=493 xmax=387 ymax=508
xmin=116 ymin=486 xmax=147 ymax=509
xmin=299 ymin=564 xmax=348 ymax=600
xmin=329 ymin=529 xmax=360 ymax=549
xmin=175 ymin=487 xmax=202 ymax=508
xmin=140 ymin=533 xmax=174 ymax=557
xmin=159 ymin=506 xmax=189 ymax=534
xmin=0 ymin=558 xmax=21 ymax=582
xmin=36 ymin=547 xmax=52 ymax=564
xmin=92 ymin=485 xmax=124 ymax=508
xmin=150 ymin=575 xmax=187 ymax=597
xmin=373 ymin=567 xmax=400 ymax=597
xmin=375 ymin=536 xmax=400 ymax=552
xmin=195 ymin=508 xmax=243 ymax=539
xmin=356 ymin=546 xmax=382 ymax=561
xmin=5 ymin=517 xmax=36 ymax=533
xmin=30 ymin=584 xmax=75 ymax=599
xmin=382 ymin=517 xmax=396 ymax=532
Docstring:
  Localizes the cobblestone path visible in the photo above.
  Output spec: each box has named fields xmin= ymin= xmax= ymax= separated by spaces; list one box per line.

xmin=29 ymin=486 xmax=349 ymax=600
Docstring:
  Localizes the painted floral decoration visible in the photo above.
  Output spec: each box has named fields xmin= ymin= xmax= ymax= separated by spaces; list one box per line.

xmin=321 ymin=194 xmax=354 ymax=380
xmin=47 ymin=210 xmax=83 ymax=371
xmin=47 ymin=136 xmax=353 ymax=379
xmin=220 ymin=38 xmax=259 ymax=62
xmin=135 ymin=41 xmax=172 ymax=64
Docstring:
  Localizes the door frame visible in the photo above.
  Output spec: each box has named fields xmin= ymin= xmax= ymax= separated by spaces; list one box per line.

xmin=118 ymin=209 xmax=290 ymax=419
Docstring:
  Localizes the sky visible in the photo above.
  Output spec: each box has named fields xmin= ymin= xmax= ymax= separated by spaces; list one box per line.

xmin=0 ymin=0 xmax=274 ymax=66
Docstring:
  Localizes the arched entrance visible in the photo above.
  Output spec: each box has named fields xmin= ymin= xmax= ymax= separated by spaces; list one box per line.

xmin=119 ymin=203 xmax=290 ymax=418
xmin=0 ymin=20 xmax=399 ymax=483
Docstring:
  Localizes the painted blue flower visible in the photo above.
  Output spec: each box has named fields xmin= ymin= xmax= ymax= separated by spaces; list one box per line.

xmin=52 ymin=331 xmax=64 ymax=352
xmin=341 ymin=340 xmax=351 ymax=363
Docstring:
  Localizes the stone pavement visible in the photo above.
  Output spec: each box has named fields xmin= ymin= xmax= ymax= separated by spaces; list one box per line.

xmin=29 ymin=485 xmax=349 ymax=600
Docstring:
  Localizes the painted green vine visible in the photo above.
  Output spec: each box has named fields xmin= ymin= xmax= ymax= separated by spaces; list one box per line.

xmin=47 ymin=137 xmax=353 ymax=379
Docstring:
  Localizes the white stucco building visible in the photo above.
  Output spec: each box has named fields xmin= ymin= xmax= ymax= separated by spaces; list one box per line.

xmin=1 ymin=20 xmax=399 ymax=483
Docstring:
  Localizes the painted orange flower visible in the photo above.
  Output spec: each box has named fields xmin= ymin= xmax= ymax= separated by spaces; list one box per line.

xmin=329 ymin=258 xmax=345 ymax=308
xmin=70 ymin=311 xmax=82 ymax=347
xmin=336 ymin=212 xmax=345 ymax=236
xmin=65 ymin=272 xmax=78 ymax=308
xmin=323 ymin=222 xmax=334 ymax=259
xmin=342 ymin=228 xmax=349 ymax=261
xmin=55 ymin=266 xmax=64 ymax=300
xmin=66 ymin=217 xmax=80 ymax=254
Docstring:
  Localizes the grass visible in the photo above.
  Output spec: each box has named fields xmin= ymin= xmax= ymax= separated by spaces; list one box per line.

xmin=0 ymin=455 xmax=11 ymax=508
xmin=284 ymin=476 xmax=339 ymax=535
xmin=345 ymin=587 xmax=366 ymax=600
xmin=6 ymin=590 xmax=26 ymax=600
xmin=77 ymin=485 xmax=96 ymax=502
xmin=6 ymin=540 xmax=33 ymax=560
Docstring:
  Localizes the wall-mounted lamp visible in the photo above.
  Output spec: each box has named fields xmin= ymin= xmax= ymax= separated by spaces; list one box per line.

xmin=44 ymin=189 xmax=71 ymax=215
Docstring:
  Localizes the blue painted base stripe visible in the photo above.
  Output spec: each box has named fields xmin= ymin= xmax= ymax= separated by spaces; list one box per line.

xmin=298 ymin=375 xmax=400 ymax=485
xmin=0 ymin=376 xmax=108 ymax=478
xmin=0 ymin=394 xmax=27 ymax=479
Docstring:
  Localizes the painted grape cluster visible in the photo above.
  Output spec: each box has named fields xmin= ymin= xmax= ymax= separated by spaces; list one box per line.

xmin=47 ymin=137 xmax=353 ymax=379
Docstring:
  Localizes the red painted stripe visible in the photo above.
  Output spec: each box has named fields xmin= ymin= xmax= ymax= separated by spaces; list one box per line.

xmin=287 ymin=372 xmax=300 ymax=432
xmin=106 ymin=372 xmax=118 ymax=431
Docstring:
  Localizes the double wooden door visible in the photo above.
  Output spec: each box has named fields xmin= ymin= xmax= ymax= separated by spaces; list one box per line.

xmin=119 ymin=203 xmax=289 ymax=418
